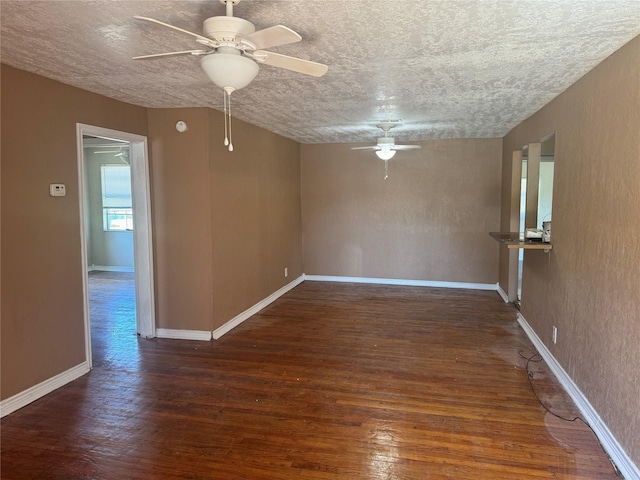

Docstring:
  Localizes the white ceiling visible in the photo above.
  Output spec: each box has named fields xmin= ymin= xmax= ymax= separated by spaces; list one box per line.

xmin=1 ymin=0 xmax=639 ymax=144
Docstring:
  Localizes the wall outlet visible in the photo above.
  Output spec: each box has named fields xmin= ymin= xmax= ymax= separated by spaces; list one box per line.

xmin=552 ymin=325 xmax=558 ymax=344
xmin=284 ymin=267 xmax=288 ymax=278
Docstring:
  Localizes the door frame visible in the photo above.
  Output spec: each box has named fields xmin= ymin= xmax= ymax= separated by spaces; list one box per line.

xmin=76 ymin=123 xmax=156 ymax=368
xmin=508 ymin=143 xmax=541 ymax=306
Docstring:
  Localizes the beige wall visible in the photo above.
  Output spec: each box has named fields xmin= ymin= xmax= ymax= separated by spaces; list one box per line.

xmin=301 ymin=139 xmax=503 ymax=283
xmin=148 ymin=108 xmax=214 ymax=331
xmin=209 ymin=111 xmax=303 ymax=328
xmin=499 ymin=36 xmax=640 ymax=464
xmin=147 ymin=107 xmax=303 ymax=332
xmin=1 ymin=65 xmax=148 ymax=399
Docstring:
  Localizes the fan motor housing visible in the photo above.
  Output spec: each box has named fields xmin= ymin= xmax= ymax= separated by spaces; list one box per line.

xmin=377 ymin=137 xmax=395 ymax=146
xmin=203 ymin=16 xmax=255 ymax=40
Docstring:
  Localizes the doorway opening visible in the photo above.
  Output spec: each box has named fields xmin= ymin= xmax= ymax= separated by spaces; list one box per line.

xmin=85 ymin=138 xmax=134 ymax=272
xmin=511 ymin=135 xmax=555 ymax=308
xmin=76 ymin=124 xmax=155 ymax=368
xmin=517 ymin=150 xmax=528 ymax=307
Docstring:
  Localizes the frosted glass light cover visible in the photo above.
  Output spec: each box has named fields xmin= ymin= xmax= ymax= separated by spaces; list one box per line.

xmin=201 ymin=53 xmax=259 ymax=91
xmin=376 ymin=149 xmax=396 ymax=160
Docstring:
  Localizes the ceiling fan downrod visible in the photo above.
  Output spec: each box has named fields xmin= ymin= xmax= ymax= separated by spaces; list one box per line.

xmin=221 ymin=0 xmax=240 ymax=17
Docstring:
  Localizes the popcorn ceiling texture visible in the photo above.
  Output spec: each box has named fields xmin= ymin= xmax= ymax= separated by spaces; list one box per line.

xmin=1 ymin=0 xmax=639 ymax=143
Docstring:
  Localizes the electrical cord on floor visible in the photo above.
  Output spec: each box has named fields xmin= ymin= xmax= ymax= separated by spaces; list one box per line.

xmin=518 ymin=351 xmax=624 ymax=479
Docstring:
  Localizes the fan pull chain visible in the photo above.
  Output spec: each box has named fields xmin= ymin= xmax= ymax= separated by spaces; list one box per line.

xmin=223 ymin=89 xmax=229 ymax=147
xmin=223 ymin=87 xmax=234 ymax=152
xmin=384 ymin=159 xmax=389 ymax=180
xmin=227 ymin=90 xmax=233 ymax=152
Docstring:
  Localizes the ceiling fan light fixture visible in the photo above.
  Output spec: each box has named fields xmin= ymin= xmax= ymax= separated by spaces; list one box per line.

xmin=132 ymin=5 xmax=326 ymax=154
xmin=375 ymin=149 xmax=396 ymax=161
xmin=200 ymin=52 xmax=259 ymax=91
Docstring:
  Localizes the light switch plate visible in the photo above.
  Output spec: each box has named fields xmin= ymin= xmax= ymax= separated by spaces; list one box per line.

xmin=50 ymin=184 xmax=66 ymax=197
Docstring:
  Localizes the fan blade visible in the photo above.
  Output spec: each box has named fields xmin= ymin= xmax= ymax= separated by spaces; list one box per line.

xmin=351 ymin=146 xmax=379 ymax=151
xmin=255 ymin=50 xmax=328 ymax=77
xmin=243 ymin=25 xmax=301 ymax=50
xmin=133 ymin=16 xmax=217 ymax=48
xmin=133 ymin=50 xmax=208 ymax=60
xmin=393 ymin=145 xmax=422 ymax=150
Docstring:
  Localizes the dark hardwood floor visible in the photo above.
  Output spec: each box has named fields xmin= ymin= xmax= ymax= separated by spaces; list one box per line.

xmin=1 ymin=275 xmax=618 ymax=479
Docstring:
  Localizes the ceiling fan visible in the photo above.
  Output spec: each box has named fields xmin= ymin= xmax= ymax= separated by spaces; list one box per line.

xmin=133 ymin=0 xmax=328 ymax=151
xmin=351 ymin=122 xmax=421 ymax=179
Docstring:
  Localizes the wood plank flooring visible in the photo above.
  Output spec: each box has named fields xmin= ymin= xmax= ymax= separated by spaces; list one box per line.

xmin=1 ymin=276 xmax=619 ymax=479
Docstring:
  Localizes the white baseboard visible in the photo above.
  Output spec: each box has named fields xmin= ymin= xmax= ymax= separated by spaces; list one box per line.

xmin=156 ymin=328 xmax=212 ymax=341
xmin=304 ymin=275 xmax=498 ymax=291
xmin=0 ymin=362 xmax=90 ymax=418
xmin=213 ymin=275 xmax=305 ymax=340
xmin=516 ymin=313 xmax=640 ymax=480
xmin=90 ymin=265 xmax=135 ymax=273
xmin=497 ymin=284 xmax=509 ymax=303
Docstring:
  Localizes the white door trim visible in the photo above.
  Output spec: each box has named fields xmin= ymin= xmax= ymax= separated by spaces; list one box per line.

xmin=76 ymin=124 xmax=156 ymax=368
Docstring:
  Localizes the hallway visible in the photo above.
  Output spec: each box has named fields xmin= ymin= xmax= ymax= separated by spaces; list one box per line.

xmin=88 ymin=271 xmax=138 ymax=370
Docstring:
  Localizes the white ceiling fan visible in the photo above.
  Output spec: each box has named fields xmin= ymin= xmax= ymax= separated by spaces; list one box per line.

xmin=133 ymin=0 xmax=328 ymax=151
xmin=351 ymin=122 xmax=421 ymax=179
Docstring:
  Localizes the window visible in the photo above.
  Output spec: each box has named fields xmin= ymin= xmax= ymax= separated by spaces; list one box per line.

xmin=103 ymin=208 xmax=133 ymax=231
xmin=101 ymin=165 xmax=133 ymax=231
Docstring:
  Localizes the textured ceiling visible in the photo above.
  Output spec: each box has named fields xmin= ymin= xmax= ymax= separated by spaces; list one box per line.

xmin=1 ymin=0 xmax=639 ymax=144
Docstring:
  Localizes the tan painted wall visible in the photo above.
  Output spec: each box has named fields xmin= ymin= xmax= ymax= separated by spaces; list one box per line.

xmin=208 ymin=110 xmax=303 ymax=328
xmin=1 ymin=65 xmax=148 ymax=400
xmin=499 ymin=36 xmax=640 ymax=464
xmin=147 ymin=108 xmax=213 ymax=331
xmin=146 ymin=108 xmax=303 ymax=332
xmin=301 ymin=139 xmax=503 ymax=283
